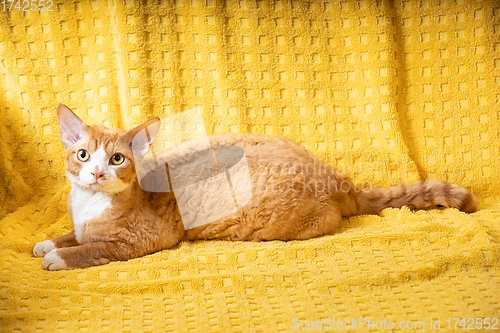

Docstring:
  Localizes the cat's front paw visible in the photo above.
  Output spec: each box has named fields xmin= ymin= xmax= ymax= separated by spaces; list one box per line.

xmin=33 ymin=240 xmax=56 ymax=257
xmin=42 ymin=249 xmax=68 ymax=271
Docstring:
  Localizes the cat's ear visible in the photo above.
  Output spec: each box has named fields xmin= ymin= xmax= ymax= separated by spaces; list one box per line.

xmin=124 ymin=117 xmax=161 ymax=158
xmin=57 ymin=104 xmax=89 ymax=149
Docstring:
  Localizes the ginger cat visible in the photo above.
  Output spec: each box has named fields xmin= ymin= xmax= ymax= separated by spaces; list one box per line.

xmin=33 ymin=105 xmax=478 ymax=270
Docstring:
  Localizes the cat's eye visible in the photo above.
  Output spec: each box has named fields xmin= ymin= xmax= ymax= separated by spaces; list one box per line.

xmin=77 ymin=149 xmax=90 ymax=162
xmin=110 ymin=154 xmax=124 ymax=165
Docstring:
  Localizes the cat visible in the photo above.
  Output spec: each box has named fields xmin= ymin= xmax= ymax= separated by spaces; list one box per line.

xmin=33 ymin=104 xmax=478 ymax=270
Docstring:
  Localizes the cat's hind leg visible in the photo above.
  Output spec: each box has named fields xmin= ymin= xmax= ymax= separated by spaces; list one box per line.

xmin=249 ymin=205 xmax=342 ymax=241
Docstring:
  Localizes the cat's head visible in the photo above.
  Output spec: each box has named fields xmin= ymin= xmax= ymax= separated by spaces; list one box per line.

xmin=57 ymin=104 xmax=160 ymax=194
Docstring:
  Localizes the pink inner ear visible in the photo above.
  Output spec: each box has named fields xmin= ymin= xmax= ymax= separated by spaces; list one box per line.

xmin=62 ymin=132 xmax=80 ymax=145
xmin=131 ymin=130 xmax=151 ymax=157
xmin=128 ymin=117 xmax=161 ymax=157
xmin=61 ymin=122 xmax=82 ymax=142
xmin=59 ymin=118 xmax=84 ymax=147
xmin=57 ymin=105 xmax=88 ymax=147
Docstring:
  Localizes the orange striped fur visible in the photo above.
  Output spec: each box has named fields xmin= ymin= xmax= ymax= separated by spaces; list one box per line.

xmin=33 ymin=105 xmax=477 ymax=270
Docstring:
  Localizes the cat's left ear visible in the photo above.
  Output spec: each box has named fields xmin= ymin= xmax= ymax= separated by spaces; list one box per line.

xmin=57 ymin=104 xmax=90 ymax=149
xmin=124 ymin=117 xmax=161 ymax=157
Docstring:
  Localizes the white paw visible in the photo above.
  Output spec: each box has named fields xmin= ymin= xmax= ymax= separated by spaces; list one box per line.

xmin=42 ymin=249 xmax=68 ymax=271
xmin=33 ymin=240 xmax=56 ymax=257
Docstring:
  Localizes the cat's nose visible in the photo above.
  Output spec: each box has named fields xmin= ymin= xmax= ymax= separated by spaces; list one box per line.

xmin=91 ymin=170 xmax=104 ymax=180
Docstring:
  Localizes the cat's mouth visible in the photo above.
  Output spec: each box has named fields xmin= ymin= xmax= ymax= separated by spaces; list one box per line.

xmin=81 ymin=177 xmax=131 ymax=195
xmin=90 ymin=178 xmax=106 ymax=186
xmin=82 ymin=177 xmax=106 ymax=189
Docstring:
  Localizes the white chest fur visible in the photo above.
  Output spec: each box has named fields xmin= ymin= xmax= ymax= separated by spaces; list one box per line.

xmin=70 ymin=185 xmax=113 ymax=243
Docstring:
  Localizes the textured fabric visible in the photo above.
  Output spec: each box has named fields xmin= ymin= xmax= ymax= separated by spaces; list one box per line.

xmin=1 ymin=1 xmax=500 ymax=332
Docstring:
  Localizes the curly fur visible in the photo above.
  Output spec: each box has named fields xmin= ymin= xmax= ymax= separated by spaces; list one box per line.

xmin=34 ymin=105 xmax=478 ymax=270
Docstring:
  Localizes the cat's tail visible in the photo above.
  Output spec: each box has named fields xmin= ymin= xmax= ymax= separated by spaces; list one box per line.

xmin=355 ymin=180 xmax=478 ymax=215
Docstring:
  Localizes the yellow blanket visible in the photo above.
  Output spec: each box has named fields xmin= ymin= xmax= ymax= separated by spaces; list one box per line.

xmin=1 ymin=1 xmax=500 ymax=332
